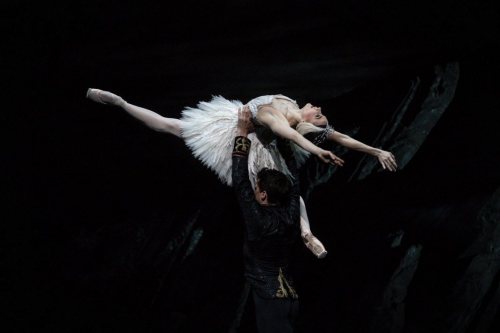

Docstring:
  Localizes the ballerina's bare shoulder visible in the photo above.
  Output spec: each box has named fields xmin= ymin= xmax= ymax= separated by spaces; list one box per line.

xmin=257 ymin=95 xmax=302 ymax=127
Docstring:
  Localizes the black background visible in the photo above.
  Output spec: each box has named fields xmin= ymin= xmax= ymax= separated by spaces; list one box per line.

xmin=6 ymin=1 xmax=500 ymax=332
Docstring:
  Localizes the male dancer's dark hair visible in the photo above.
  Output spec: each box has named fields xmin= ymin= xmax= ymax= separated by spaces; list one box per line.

xmin=256 ymin=168 xmax=292 ymax=205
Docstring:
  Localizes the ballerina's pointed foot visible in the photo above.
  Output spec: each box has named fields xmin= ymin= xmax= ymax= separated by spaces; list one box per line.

xmin=86 ymin=88 xmax=125 ymax=106
xmin=303 ymin=233 xmax=328 ymax=259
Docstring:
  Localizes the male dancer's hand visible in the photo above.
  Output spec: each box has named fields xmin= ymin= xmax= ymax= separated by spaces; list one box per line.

xmin=236 ymin=106 xmax=255 ymax=137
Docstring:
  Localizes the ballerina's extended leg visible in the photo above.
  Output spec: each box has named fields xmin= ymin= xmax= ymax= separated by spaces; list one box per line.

xmin=86 ymin=88 xmax=183 ymax=137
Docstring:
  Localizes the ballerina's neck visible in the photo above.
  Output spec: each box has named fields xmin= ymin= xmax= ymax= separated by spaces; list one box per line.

xmin=270 ymin=96 xmax=302 ymax=127
xmin=286 ymin=109 xmax=302 ymax=128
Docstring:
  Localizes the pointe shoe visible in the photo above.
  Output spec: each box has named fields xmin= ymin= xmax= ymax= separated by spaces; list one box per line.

xmin=86 ymin=88 xmax=125 ymax=106
xmin=303 ymin=233 xmax=328 ymax=259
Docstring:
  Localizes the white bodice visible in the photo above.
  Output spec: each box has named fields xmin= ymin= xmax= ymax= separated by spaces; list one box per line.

xmin=246 ymin=95 xmax=298 ymax=117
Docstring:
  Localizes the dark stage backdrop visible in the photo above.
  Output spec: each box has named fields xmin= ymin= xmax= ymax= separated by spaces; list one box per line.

xmin=6 ymin=1 xmax=500 ymax=332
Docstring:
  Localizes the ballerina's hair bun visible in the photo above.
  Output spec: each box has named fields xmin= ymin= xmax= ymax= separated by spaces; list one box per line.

xmin=296 ymin=122 xmax=334 ymax=146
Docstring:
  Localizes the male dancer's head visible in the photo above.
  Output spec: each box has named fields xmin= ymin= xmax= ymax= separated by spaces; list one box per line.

xmin=254 ymin=168 xmax=291 ymax=206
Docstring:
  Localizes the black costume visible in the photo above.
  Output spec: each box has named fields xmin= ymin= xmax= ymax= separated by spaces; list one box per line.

xmin=232 ymin=136 xmax=301 ymax=333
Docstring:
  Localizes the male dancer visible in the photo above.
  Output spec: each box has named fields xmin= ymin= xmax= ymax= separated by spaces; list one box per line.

xmin=232 ymin=106 xmax=301 ymax=332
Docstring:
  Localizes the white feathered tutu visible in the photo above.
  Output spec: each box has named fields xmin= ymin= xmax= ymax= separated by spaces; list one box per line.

xmin=180 ymin=95 xmax=309 ymax=187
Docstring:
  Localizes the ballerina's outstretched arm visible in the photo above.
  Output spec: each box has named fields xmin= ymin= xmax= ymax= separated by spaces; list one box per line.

xmin=256 ymin=105 xmax=344 ymax=166
xmin=86 ymin=88 xmax=183 ymax=137
xmin=327 ymin=131 xmax=398 ymax=171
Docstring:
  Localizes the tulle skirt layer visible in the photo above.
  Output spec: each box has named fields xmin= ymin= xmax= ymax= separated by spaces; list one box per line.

xmin=180 ymin=96 xmax=309 ymax=187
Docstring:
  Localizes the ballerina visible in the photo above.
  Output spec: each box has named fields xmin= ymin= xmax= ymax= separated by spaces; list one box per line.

xmin=86 ymin=88 xmax=397 ymax=258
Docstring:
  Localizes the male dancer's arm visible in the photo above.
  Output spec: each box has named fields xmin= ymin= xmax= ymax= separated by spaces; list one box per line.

xmin=279 ymin=140 xmax=329 ymax=257
xmin=232 ymin=107 xmax=262 ymax=235
xmin=276 ymin=138 xmax=301 ymax=222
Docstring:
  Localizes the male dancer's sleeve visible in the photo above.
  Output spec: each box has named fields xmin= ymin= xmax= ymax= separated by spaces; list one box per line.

xmin=232 ymin=136 xmax=263 ymax=230
xmin=277 ymin=139 xmax=301 ymax=222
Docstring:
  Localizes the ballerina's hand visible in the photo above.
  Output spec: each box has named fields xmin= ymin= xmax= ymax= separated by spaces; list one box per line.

xmin=377 ymin=150 xmax=398 ymax=171
xmin=317 ymin=149 xmax=344 ymax=166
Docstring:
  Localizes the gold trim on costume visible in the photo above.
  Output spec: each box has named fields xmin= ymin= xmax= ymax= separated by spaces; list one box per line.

xmin=233 ymin=136 xmax=251 ymax=155
xmin=276 ymin=268 xmax=298 ymax=299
